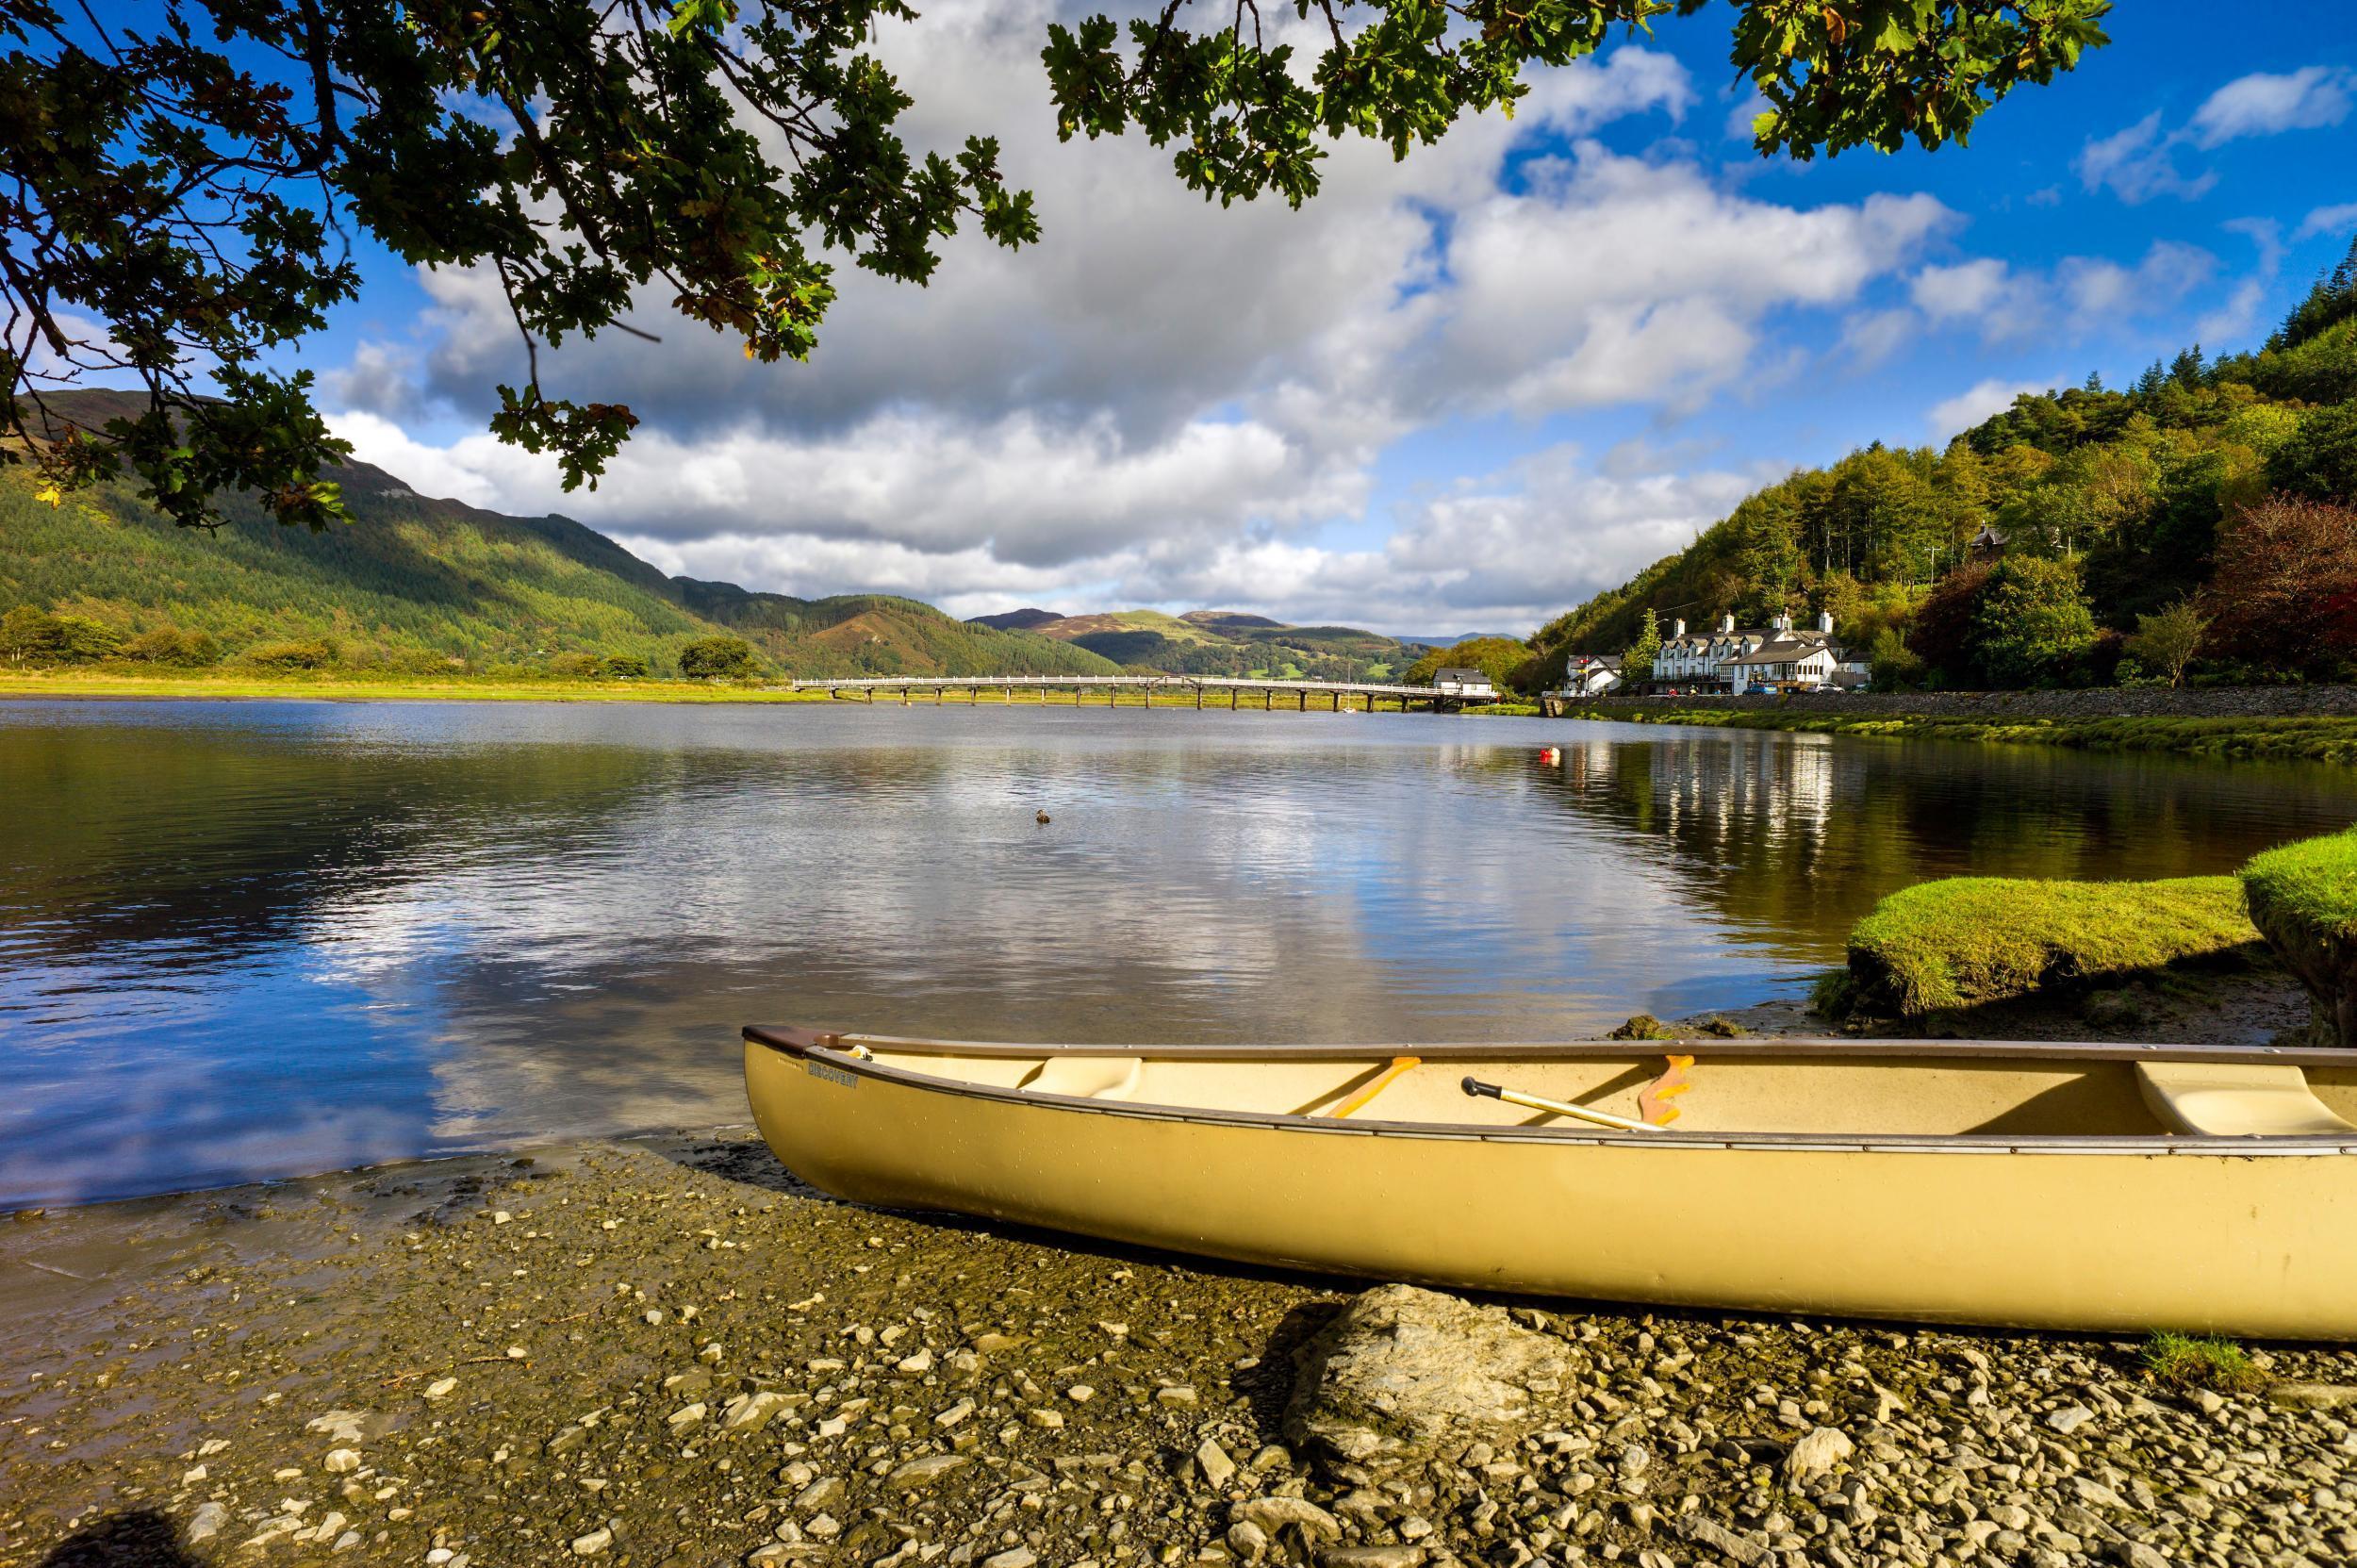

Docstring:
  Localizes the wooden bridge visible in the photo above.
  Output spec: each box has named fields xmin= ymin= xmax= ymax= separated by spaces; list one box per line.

xmin=783 ymin=674 xmax=1497 ymax=712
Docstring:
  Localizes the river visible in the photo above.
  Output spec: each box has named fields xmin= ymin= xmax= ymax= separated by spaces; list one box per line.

xmin=3 ymin=698 xmax=2351 ymax=1206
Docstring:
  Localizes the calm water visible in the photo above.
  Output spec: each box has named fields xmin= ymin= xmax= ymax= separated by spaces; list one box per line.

xmin=3 ymin=699 xmax=2352 ymax=1206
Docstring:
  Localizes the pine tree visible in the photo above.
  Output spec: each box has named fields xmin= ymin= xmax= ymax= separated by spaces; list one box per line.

xmin=2168 ymin=345 xmax=2205 ymax=387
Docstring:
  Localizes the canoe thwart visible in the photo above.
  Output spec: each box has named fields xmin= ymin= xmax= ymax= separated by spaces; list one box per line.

xmin=1332 ymin=1056 xmax=1422 ymax=1118
xmin=2135 ymin=1062 xmax=2357 ymax=1137
xmin=1638 ymin=1054 xmax=1695 ymax=1128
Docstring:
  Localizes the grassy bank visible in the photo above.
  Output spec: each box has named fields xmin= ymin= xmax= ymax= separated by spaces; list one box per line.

xmin=1558 ymin=703 xmax=2357 ymax=763
xmin=1821 ymin=874 xmax=2259 ymax=1017
xmin=2242 ymin=826 xmax=2357 ymax=1046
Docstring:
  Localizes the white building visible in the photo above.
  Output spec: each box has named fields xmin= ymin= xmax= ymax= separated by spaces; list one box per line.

xmin=1557 ymin=653 xmax=1623 ymax=696
xmin=1430 ymin=667 xmax=1499 ymax=699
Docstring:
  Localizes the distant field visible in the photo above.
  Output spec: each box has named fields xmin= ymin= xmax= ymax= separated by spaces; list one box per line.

xmin=0 ymin=669 xmax=839 ymax=704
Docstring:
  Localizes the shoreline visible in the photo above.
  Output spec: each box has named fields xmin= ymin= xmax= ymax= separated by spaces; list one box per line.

xmin=8 ymin=1114 xmax=2356 ymax=1568
xmin=7 ymin=973 xmax=2341 ymax=1566
xmin=10 ymin=674 xmax=2357 ymax=767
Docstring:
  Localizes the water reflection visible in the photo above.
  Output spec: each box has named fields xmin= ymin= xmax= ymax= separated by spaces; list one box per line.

xmin=3 ymin=700 xmax=2349 ymax=1205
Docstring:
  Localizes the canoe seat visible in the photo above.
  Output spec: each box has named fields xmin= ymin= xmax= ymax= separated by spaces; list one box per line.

xmin=1021 ymin=1056 xmax=1145 ymax=1101
xmin=2135 ymin=1062 xmax=2356 ymax=1137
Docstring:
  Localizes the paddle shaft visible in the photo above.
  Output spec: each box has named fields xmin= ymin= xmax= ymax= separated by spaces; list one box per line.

xmin=1462 ymin=1076 xmax=1663 ymax=1134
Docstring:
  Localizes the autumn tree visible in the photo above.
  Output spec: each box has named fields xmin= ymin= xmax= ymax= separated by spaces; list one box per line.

xmin=2 ymin=1 xmax=2110 ymax=531
xmin=2204 ymin=497 xmax=2357 ymax=676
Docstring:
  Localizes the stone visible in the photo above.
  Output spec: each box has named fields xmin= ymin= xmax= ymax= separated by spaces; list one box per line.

xmin=1782 ymin=1427 xmax=1854 ymax=1483
xmin=1673 ymin=1517 xmax=1770 ymax=1568
xmin=1233 ymin=1497 xmax=1343 ymax=1543
xmin=722 ymin=1391 xmax=793 ymax=1432
xmin=1226 ymin=1521 xmax=1270 ymax=1563
xmin=571 ymin=1527 xmax=613 ymax=1556
xmin=2113 ymin=1543 xmax=2170 ymax=1568
xmin=547 ymin=1425 xmax=589 ymax=1457
xmin=1281 ymin=1285 xmax=1576 ymax=1478
xmin=1157 ymin=1385 xmax=1199 ymax=1408
xmin=305 ymin=1410 xmax=388 ymax=1444
xmin=898 ymin=1348 xmax=935 ymax=1374
xmin=1320 ymin=1550 xmax=1425 ymax=1568
xmin=667 ymin=1401 xmax=708 ymax=1432
xmin=1027 ymin=1409 xmax=1064 ymax=1429
xmin=1195 ymin=1438 xmax=1237 ymax=1489
xmin=982 ymin=1550 xmax=1037 ymax=1568
xmin=422 ymin=1378 xmax=458 ymax=1401
xmin=187 ymin=1502 xmax=229 ymax=1543
xmin=2268 ymin=1382 xmax=2357 ymax=1411
xmin=323 ymin=1448 xmax=361 ymax=1474
xmin=888 ymin=1453 xmax=972 ymax=1491
xmin=2046 ymin=1404 xmax=2095 ymax=1434
xmin=1066 ymin=1384 xmax=1096 ymax=1402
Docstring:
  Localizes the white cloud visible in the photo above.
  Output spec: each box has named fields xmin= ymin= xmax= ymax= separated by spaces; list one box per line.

xmin=1925 ymin=379 xmax=2046 ymax=440
xmin=2186 ymin=66 xmax=2354 ymax=148
xmin=2079 ymin=66 xmax=2354 ymax=204
xmin=2296 ymin=201 xmax=2357 ymax=241
xmin=1898 ymin=241 xmax=2215 ymax=345
xmin=2074 ymin=112 xmax=2216 ymax=205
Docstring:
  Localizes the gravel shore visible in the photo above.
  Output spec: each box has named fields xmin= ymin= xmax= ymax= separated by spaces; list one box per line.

xmin=6 ymin=1114 xmax=2356 ymax=1568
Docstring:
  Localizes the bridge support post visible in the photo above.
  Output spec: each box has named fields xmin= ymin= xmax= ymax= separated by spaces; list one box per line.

xmin=1297 ymin=691 xmax=1306 ymax=712
xmin=1195 ymin=687 xmax=1202 ymax=710
xmin=1331 ymin=692 xmax=1340 ymax=712
xmin=1229 ymin=689 xmax=1237 ymax=710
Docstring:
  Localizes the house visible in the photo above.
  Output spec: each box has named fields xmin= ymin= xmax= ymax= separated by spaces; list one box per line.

xmin=1561 ymin=653 xmax=1623 ymax=696
xmin=1723 ymin=637 xmax=1840 ymax=693
xmin=1969 ymin=523 xmax=2009 ymax=559
xmin=1431 ymin=667 xmax=1499 ymax=700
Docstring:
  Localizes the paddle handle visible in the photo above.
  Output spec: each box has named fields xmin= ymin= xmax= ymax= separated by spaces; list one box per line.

xmin=1462 ymin=1076 xmax=1662 ymax=1134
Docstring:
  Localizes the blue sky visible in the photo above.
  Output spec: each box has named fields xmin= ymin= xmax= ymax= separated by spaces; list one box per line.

xmin=311 ymin=0 xmax=2357 ymax=634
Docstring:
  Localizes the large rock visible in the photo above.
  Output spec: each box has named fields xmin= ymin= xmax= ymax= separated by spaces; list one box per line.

xmin=1282 ymin=1285 xmax=1574 ymax=1478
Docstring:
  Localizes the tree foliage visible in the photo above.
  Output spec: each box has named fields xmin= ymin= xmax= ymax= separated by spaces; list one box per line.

xmin=1403 ymin=635 xmax=1527 ymax=686
xmin=3 ymin=1 xmax=2107 ymax=531
xmin=677 ymin=634 xmax=759 ymax=679
xmin=2125 ymin=599 xmax=2207 ymax=688
xmin=1525 ymin=250 xmax=2357 ymax=690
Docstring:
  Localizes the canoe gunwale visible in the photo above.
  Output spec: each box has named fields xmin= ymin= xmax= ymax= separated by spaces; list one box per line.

xmin=742 ymin=1027 xmax=2357 ymax=1158
xmin=742 ymin=1025 xmax=2357 ymax=1067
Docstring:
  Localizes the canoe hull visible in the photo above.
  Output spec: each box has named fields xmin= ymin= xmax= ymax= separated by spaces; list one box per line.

xmin=745 ymin=1040 xmax=2357 ymax=1339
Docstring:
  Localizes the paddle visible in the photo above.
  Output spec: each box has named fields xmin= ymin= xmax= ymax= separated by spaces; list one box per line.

xmin=1461 ymin=1076 xmax=1664 ymax=1134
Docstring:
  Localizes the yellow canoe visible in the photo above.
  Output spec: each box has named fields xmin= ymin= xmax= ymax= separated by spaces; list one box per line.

xmin=742 ymin=1027 xmax=2357 ymax=1339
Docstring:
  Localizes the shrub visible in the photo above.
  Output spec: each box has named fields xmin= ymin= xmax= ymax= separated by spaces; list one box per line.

xmin=2266 ymin=401 xmax=2357 ymax=503
xmin=600 ymin=653 xmax=651 ymax=679
xmin=546 ymin=652 xmax=601 ymax=679
xmin=1828 ymin=875 xmax=2256 ymax=1017
xmin=2142 ymin=1332 xmax=2266 ymax=1395
xmin=2241 ymin=827 xmax=2357 ymax=1048
xmin=242 ymin=637 xmax=339 ymax=670
xmin=123 ymin=627 xmax=222 ymax=666
xmin=678 ymin=635 xmax=758 ymax=679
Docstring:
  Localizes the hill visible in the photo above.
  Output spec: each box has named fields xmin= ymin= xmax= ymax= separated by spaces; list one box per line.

xmin=0 ymin=393 xmax=1117 ymax=682
xmin=967 ymin=606 xmax=1434 ymax=681
xmin=1520 ymin=237 xmax=2357 ymax=692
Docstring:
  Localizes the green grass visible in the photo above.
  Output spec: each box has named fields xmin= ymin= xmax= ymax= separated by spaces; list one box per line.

xmin=2141 ymin=1332 xmax=2267 ymax=1395
xmin=1825 ymin=875 xmax=2258 ymax=1017
xmin=0 ymin=668 xmax=841 ymax=704
xmin=2240 ymin=826 xmax=2357 ymax=1045
xmin=2242 ymin=826 xmax=2357 ymax=940
xmin=1556 ymin=704 xmax=2357 ymax=764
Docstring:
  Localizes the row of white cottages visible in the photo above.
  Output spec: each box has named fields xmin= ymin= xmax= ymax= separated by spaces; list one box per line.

xmin=1558 ymin=612 xmax=1868 ymax=697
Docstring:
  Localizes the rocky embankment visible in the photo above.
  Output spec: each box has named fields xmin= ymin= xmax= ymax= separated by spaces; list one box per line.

xmin=5 ymin=1131 xmax=2356 ymax=1568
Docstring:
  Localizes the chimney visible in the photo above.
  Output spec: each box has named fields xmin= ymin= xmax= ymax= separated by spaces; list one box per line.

xmin=1817 ymin=609 xmax=1834 ymax=635
xmin=1773 ymin=612 xmax=1789 ymax=633
xmin=1718 ymin=613 xmax=1735 ymax=635
xmin=1672 ymin=618 xmax=1686 ymax=638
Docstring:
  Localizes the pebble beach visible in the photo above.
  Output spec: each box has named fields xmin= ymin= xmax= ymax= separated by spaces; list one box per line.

xmin=6 ymin=1116 xmax=2356 ymax=1568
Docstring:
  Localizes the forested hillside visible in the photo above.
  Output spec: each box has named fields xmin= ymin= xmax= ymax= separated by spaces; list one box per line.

xmin=0 ymin=392 xmax=1116 ymax=682
xmin=966 ymin=607 xmax=1426 ymax=681
xmin=1523 ymin=239 xmax=2357 ymax=692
